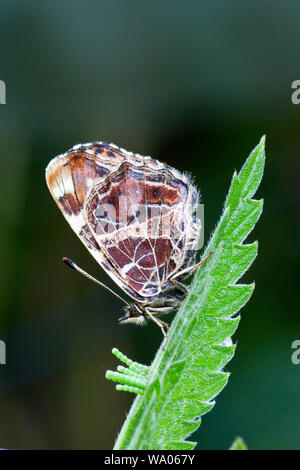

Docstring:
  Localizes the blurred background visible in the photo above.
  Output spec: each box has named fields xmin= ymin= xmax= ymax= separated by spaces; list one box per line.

xmin=0 ymin=0 xmax=299 ymax=450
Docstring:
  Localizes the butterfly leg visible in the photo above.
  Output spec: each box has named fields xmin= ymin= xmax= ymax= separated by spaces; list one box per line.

xmin=170 ymin=279 xmax=189 ymax=295
xmin=171 ymin=251 xmax=214 ymax=281
xmin=146 ymin=309 xmax=169 ymax=350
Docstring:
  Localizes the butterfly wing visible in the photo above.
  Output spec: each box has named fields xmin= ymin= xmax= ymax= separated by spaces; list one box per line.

xmin=85 ymin=161 xmax=200 ymax=299
xmin=46 ymin=142 xmax=200 ymax=303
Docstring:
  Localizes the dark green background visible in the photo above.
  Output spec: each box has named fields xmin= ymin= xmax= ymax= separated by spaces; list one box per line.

xmin=0 ymin=0 xmax=299 ymax=449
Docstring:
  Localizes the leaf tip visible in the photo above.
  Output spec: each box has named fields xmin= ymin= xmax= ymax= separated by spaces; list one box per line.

xmin=229 ymin=436 xmax=248 ymax=450
xmin=259 ymin=134 xmax=266 ymax=147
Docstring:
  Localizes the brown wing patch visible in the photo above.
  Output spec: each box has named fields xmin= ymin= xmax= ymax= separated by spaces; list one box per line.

xmin=58 ymin=193 xmax=80 ymax=216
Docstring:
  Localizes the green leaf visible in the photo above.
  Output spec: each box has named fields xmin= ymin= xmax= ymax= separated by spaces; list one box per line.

xmin=107 ymin=136 xmax=265 ymax=450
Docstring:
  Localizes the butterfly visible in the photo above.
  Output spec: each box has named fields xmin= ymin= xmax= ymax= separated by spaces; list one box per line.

xmin=46 ymin=141 xmax=207 ymax=347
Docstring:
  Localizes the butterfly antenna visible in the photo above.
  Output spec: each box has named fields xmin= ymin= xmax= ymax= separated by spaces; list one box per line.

xmin=62 ymin=257 xmax=130 ymax=307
